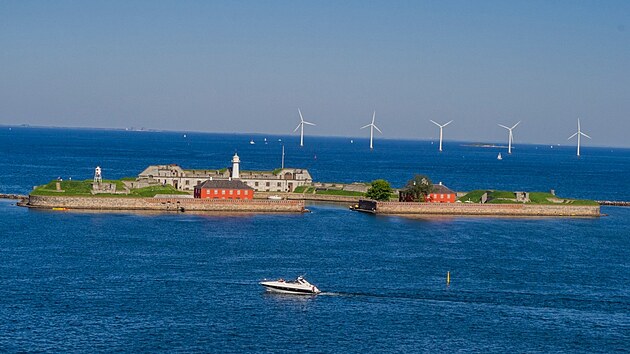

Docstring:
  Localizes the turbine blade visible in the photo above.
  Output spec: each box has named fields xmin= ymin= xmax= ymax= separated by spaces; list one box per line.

xmin=443 ymin=120 xmax=453 ymax=127
xmin=373 ymin=125 xmax=382 ymax=133
xmin=498 ymin=124 xmax=510 ymax=130
xmin=581 ymin=132 xmax=592 ymax=139
xmin=303 ymin=121 xmax=315 ymax=126
xmin=293 ymin=123 xmax=301 ymax=132
xmin=372 ymin=111 xmax=376 ymax=124
xmin=360 ymin=124 xmax=371 ymax=129
xmin=511 ymin=121 xmax=521 ymax=129
xmin=298 ymin=108 xmax=304 ymax=123
xmin=567 ymin=132 xmax=578 ymax=140
xmin=430 ymin=120 xmax=441 ymax=127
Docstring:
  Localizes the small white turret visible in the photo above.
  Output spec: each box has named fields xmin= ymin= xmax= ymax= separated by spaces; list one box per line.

xmin=231 ymin=153 xmax=240 ymax=179
xmin=94 ymin=166 xmax=102 ymax=185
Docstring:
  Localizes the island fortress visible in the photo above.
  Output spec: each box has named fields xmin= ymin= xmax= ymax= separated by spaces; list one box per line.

xmin=132 ymin=153 xmax=312 ymax=193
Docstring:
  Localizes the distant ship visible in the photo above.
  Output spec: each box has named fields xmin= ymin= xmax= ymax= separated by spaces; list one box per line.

xmin=250 ymin=139 xmax=255 ymax=145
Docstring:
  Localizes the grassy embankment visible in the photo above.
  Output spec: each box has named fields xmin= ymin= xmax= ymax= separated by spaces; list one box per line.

xmin=458 ymin=190 xmax=598 ymax=206
xmin=30 ymin=180 xmax=189 ymax=198
xmin=293 ymin=185 xmax=365 ymax=197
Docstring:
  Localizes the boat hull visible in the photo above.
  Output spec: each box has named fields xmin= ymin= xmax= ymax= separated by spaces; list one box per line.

xmin=260 ymin=281 xmax=321 ymax=295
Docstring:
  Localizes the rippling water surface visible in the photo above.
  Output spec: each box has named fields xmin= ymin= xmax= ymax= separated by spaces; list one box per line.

xmin=0 ymin=127 xmax=629 ymax=352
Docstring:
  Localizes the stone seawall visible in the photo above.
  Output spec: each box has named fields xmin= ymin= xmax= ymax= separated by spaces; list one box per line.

xmin=255 ymin=192 xmax=361 ymax=203
xmin=27 ymin=195 xmax=305 ymax=213
xmin=375 ymin=202 xmax=600 ymax=217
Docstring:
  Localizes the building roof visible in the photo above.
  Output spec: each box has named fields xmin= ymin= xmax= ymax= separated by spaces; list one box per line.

xmin=196 ymin=179 xmax=253 ymax=190
xmin=431 ymin=184 xmax=456 ymax=194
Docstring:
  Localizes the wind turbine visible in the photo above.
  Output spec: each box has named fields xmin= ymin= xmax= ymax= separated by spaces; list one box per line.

xmin=360 ymin=111 xmax=382 ymax=149
xmin=293 ymin=108 xmax=315 ymax=147
xmin=567 ymin=118 xmax=591 ymax=157
xmin=498 ymin=121 xmax=521 ymax=154
xmin=430 ymin=120 xmax=453 ymax=152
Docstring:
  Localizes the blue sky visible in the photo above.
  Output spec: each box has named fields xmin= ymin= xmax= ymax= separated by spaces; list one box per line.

xmin=1 ymin=1 xmax=629 ymax=146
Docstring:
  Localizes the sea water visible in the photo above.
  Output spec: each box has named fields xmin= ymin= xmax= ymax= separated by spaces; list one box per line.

xmin=0 ymin=127 xmax=629 ymax=352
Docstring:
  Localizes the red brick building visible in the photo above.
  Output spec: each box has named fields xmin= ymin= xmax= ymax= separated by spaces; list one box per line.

xmin=194 ymin=179 xmax=254 ymax=200
xmin=426 ymin=183 xmax=457 ymax=203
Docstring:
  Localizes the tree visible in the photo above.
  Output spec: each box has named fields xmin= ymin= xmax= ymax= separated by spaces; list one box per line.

xmin=403 ymin=174 xmax=433 ymax=202
xmin=366 ymin=179 xmax=393 ymax=201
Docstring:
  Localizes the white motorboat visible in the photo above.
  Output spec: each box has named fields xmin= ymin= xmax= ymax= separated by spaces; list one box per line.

xmin=260 ymin=276 xmax=321 ymax=295
xmin=267 ymin=195 xmax=282 ymax=200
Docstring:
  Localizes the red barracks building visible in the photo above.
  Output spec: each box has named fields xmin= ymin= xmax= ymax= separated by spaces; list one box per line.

xmin=194 ymin=179 xmax=254 ymax=200
xmin=426 ymin=183 xmax=457 ymax=203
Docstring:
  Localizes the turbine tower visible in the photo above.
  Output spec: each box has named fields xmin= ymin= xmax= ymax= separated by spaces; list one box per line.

xmin=498 ymin=121 xmax=521 ymax=154
xmin=294 ymin=108 xmax=315 ymax=147
xmin=567 ymin=118 xmax=591 ymax=157
xmin=360 ymin=111 xmax=382 ymax=149
xmin=430 ymin=120 xmax=453 ymax=152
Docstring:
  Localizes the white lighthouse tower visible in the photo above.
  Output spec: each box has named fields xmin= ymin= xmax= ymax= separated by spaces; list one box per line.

xmin=94 ymin=166 xmax=102 ymax=185
xmin=231 ymin=153 xmax=240 ymax=179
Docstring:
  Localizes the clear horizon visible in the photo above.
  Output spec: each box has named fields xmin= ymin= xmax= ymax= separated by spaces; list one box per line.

xmin=2 ymin=1 xmax=629 ymax=147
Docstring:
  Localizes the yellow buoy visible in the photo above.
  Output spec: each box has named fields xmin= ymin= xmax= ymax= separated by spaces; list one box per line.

xmin=446 ymin=271 xmax=450 ymax=285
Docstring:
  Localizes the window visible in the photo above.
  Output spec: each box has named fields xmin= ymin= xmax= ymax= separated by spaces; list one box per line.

xmin=440 ymin=194 xmax=444 ymax=199
xmin=237 ymin=190 xmax=241 ymax=195
xmin=277 ymin=182 xmax=281 ymax=187
xmin=266 ymin=182 xmax=270 ymax=187
xmin=244 ymin=190 xmax=249 ymax=195
xmin=255 ymin=182 xmax=259 ymax=187
xmin=222 ymin=190 xmax=225 ymax=195
xmin=229 ymin=190 xmax=233 ymax=195
xmin=185 ymin=180 xmax=190 ymax=185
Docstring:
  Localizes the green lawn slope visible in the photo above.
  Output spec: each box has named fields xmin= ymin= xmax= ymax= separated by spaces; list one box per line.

xmin=458 ymin=190 xmax=598 ymax=206
xmin=31 ymin=180 xmax=189 ymax=198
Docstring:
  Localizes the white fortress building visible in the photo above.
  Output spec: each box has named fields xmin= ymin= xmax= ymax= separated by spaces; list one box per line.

xmin=133 ymin=153 xmax=312 ymax=193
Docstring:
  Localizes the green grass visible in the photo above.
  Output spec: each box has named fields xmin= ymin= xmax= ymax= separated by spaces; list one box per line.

xmin=31 ymin=179 xmax=189 ymax=198
xmin=31 ymin=180 xmax=94 ymax=196
xmin=293 ymin=186 xmax=308 ymax=193
xmin=528 ymin=192 xmax=556 ymax=204
xmin=457 ymin=190 xmax=487 ymax=203
xmin=128 ymin=185 xmax=188 ymax=197
xmin=458 ymin=190 xmax=598 ymax=205
xmin=293 ymin=186 xmax=315 ymax=193
xmin=490 ymin=191 xmax=517 ymax=199
xmin=315 ymin=189 xmax=365 ymax=197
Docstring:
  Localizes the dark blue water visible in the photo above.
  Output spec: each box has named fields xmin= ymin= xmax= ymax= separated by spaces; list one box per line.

xmin=1 ymin=127 xmax=629 ymax=352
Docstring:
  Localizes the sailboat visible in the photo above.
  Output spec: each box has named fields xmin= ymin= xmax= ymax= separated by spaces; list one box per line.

xmin=497 ymin=152 xmax=503 ymax=160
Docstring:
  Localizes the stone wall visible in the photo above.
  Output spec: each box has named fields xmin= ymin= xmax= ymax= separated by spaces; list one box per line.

xmin=375 ymin=201 xmax=600 ymax=217
xmin=27 ymin=195 xmax=305 ymax=213
xmin=254 ymin=191 xmax=361 ymax=203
